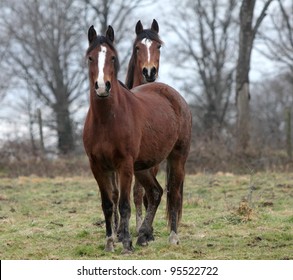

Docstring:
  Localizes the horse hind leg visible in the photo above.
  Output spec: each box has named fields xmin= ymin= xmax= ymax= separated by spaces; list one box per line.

xmin=133 ymin=164 xmax=159 ymax=234
xmin=110 ymin=172 xmax=119 ymax=236
xmin=135 ymin=169 xmax=163 ymax=246
xmin=133 ymin=178 xmax=144 ymax=233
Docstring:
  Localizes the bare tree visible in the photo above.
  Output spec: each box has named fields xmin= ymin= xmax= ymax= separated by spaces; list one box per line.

xmin=235 ymin=0 xmax=273 ymax=152
xmin=259 ymin=0 xmax=293 ymax=158
xmin=250 ymin=74 xmax=293 ymax=151
xmin=0 ymin=0 xmax=154 ymax=156
xmin=260 ymin=0 xmax=293 ymax=79
xmin=0 ymin=17 xmax=9 ymax=103
xmin=1 ymin=0 xmax=86 ymax=155
xmin=81 ymin=0 xmax=153 ymax=67
xmin=165 ymin=0 xmax=238 ymax=136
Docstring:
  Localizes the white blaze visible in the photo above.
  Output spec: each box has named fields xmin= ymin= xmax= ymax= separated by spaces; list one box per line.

xmin=141 ymin=38 xmax=153 ymax=63
xmin=98 ymin=45 xmax=107 ymax=88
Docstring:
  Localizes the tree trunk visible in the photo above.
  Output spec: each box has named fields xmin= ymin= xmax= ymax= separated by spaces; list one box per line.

xmin=236 ymin=0 xmax=273 ymax=153
xmin=37 ymin=108 xmax=45 ymax=155
xmin=236 ymin=82 xmax=251 ymax=151
xmin=29 ymin=107 xmax=37 ymax=157
xmin=236 ymin=0 xmax=255 ymax=152
xmin=285 ymin=107 xmax=292 ymax=159
xmin=54 ymin=101 xmax=74 ymax=155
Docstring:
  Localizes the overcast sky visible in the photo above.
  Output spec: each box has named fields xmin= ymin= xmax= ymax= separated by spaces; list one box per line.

xmin=138 ymin=0 xmax=279 ymax=88
xmin=0 ymin=0 xmax=283 ymax=140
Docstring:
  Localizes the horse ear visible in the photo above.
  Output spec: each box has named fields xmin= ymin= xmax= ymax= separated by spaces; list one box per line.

xmin=88 ymin=25 xmax=97 ymax=44
xmin=135 ymin=20 xmax=143 ymax=35
xmin=151 ymin=19 xmax=159 ymax=33
xmin=106 ymin=25 xmax=114 ymax=42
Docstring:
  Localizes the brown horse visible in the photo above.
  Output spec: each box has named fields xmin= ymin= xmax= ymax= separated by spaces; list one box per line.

xmin=126 ymin=19 xmax=163 ymax=233
xmin=83 ymin=25 xmax=191 ymax=253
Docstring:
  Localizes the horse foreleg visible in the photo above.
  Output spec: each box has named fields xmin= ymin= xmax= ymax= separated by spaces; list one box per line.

xmin=92 ymin=171 xmax=115 ymax=252
xmin=118 ymin=163 xmax=134 ymax=253
xmin=135 ymin=169 xmax=163 ymax=246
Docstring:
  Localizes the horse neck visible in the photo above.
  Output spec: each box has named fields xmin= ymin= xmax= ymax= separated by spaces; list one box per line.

xmin=125 ymin=55 xmax=143 ymax=89
xmin=89 ymin=81 xmax=121 ymax=123
xmin=131 ymin=70 xmax=144 ymax=88
xmin=125 ymin=56 xmax=134 ymax=89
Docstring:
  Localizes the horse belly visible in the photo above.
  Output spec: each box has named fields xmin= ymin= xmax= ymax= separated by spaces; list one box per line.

xmin=135 ymin=111 xmax=179 ymax=170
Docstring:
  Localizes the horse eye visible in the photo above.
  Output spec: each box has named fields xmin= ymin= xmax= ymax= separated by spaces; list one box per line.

xmin=135 ymin=46 xmax=139 ymax=52
xmin=111 ymin=56 xmax=116 ymax=62
xmin=157 ymin=44 xmax=161 ymax=50
xmin=88 ymin=56 xmax=93 ymax=62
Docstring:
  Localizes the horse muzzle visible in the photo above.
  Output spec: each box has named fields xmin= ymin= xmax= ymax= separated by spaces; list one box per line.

xmin=95 ymin=81 xmax=111 ymax=98
xmin=142 ymin=67 xmax=157 ymax=83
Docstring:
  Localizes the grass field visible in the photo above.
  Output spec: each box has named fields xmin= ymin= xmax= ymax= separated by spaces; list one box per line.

xmin=0 ymin=172 xmax=292 ymax=260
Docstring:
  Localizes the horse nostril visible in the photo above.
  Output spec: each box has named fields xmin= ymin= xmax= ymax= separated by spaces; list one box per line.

xmin=142 ymin=68 xmax=148 ymax=77
xmin=95 ymin=81 xmax=99 ymax=90
xmin=151 ymin=67 xmax=157 ymax=77
xmin=105 ymin=81 xmax=111 ymax=92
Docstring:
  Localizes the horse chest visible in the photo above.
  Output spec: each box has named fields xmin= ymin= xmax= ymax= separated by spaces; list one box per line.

xmin=85 ymin=124 xmax=137 ymax=169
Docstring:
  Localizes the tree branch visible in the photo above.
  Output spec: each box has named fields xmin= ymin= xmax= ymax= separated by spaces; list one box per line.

xmin=253 ymin=0 xmax=273 ymax=38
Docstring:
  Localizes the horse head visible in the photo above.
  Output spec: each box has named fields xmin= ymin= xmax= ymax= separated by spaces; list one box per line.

xmin=126 ymin=19 xmax=163 ymax=88
xmin=86 ymin=25 xmax=120 ymax=98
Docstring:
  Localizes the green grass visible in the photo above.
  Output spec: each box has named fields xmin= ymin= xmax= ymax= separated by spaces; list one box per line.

xmin=0 ymin=172 xmax=292 ymax=259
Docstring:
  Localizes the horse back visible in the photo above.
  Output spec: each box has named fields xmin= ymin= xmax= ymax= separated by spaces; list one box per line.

xmin=131 ymin=82 xmax=192 ymax=168
xmin=132 ymin=82 xmax=191 ymax=136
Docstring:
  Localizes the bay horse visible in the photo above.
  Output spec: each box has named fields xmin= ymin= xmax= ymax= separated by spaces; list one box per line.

xmin=126 ymin=19 xmax=163 ymax=233
xmin=83 ymin=25 xmax=191 ymax=253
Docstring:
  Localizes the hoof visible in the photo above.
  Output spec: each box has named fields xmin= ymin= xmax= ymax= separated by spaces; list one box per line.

xmin=169 ymin=231 xmax=180 ymax=245
xmin=137 ymin=236 xmax=148 ymax=246
xmin=137 ymin=231 xmax=148 ymax=246
xmin=105 ymin=236 xmax=115 ymax=252
xmin=137 ymin=231 xmax=154 ymax=246
xmin=121 ymin=247 xmax=134 ymax=255
xmin=122 ymin=240 xmax=134 ymax=254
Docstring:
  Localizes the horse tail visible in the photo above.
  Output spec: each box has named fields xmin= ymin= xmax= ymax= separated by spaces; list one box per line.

xmin=166 ymin=162 xmax=171 ymax=226
xmin=166 ymin=161 xmax=184 ymax=228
